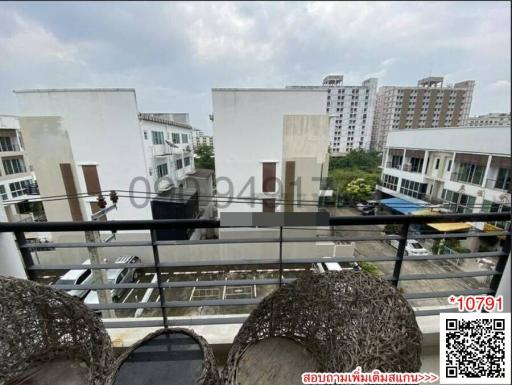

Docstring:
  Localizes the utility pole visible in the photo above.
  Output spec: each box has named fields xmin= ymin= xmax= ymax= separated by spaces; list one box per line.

xmin=85 ymin=191 xmax=118 ymax=319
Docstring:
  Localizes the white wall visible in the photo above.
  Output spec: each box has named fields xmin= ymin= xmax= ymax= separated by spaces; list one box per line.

xmin=386 ymin=126 xmax=511 ymax=156
xmin=15 ymin=89 xmax=151 ymax=221
xmin=212 ymin=88 xmax=327 ymax=213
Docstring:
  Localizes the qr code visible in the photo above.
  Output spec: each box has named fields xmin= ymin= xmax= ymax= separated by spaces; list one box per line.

xmin=440 ymin=313 xmax=511 ymax=384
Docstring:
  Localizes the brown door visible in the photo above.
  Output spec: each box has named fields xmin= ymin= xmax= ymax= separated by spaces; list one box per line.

xmin=262 ymin=162 xmax=276 ymax=192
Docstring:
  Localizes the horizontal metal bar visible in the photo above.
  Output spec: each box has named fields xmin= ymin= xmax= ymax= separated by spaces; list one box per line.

xmin=414 ymin=308 xmax=460 ymax=317
xmin=404 ymin=251 xmax=506 ymax=261
xmin=164 ymin=298 xmax=261 ymax=308
xmin=20 ymin=241 xmax=152 ymax=249
xmin=169 ymin=316 xmax=247 ymax=326
xmin=1 ymin=212 xmax=508 ymax=232
xmin=163 ymin=278 xmax=295 ymax=288
xmin=29 ymin=263 xmax=156 ymax=271
xmin=385 ymin=270 xmax=499 ymax=281
xmin=102 ymin=320 xmax=165 ymax=328
xmin=413 ymin=231 xmax=510 ymax=240
xmin=53 ymin=282 xmax=159 ymax=290
xmin=404 ymin=288 xmax=495 ymax=300
xmin=87 ymin=302 xmax=162 ymax=310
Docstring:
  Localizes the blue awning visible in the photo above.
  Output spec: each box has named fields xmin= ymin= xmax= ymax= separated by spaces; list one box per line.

xmin=379 ymin=197 xmax=425 ymax=215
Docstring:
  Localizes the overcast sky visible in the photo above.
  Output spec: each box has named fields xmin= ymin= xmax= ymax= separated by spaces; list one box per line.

xmin=1 ymin=1 xmax=510 ymax=133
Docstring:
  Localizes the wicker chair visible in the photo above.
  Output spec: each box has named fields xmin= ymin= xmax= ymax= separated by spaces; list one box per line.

xmin=222 ymin=270 xmax=423 ymax=384
xmin=0 ymin=275 xmax=114 ymax=385
xmin=109 ymin=328 xmax=221 ymax=385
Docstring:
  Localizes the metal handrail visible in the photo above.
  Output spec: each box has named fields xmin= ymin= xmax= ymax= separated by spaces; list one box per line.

xmin=1 ymin=211 xmax=510 ymax=328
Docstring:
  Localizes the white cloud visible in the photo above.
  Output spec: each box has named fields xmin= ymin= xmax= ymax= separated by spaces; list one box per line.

xmin=487 ymin=80 xmax=511 ymax=91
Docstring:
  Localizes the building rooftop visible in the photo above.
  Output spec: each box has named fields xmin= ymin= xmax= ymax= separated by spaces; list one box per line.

xmin=187 ymin=168 xmax=214 ymax=179
xmin=139 ymin=113 xmax=193 ymax=130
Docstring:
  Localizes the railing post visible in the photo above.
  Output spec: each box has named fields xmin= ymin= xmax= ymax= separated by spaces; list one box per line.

xmin=489 ymin=233 xmax=511 ymax=294
xmin=392 ymin=223 xmax=410 ymax=287
xmin=151 ymin=229 xmax=169 ymax=328
xmin=12 ymin=231 xmax=32 ymax=279
xmin=279 ymin=226 xmax=283 ymax=287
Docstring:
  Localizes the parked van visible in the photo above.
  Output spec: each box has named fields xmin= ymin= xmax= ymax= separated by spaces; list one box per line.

xmin=54 ymin=259 xmax=93 ymax=299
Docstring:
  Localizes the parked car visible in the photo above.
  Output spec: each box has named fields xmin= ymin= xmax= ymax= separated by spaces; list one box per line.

xmin=389 ymin=239 xmax=429 ymax=256
xmin=54 ymin=259 xmax=93 ymax=299
xmin=356 ymin=200 xmax=377 ymax=213
xmin=313 ymin=261 xmax=360 ymax=273
xmin=84 ymin=255 xmax=141 ymax=305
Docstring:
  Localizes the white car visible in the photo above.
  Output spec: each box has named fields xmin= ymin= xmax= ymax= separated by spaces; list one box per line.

xmin=313 ymin=261 xmax=360 ymax=273
xmin=54 ymin=259 xmax=93 ymax=299
xmin=389 ymin=239 xmax=430 ymax=256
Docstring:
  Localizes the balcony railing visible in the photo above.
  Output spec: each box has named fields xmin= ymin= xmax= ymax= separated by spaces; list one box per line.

xmin=385 ymin=161 xmax=402 ymax=170
xmin=485 ymin=178 xmax=511 ymax=192
xmin=0 ymin=143 xmax=21 ymax=152
xmin=0 ymin=212 xmax=509 ymax=329
xmin=450 ymin=172 xmax=484 ymax=186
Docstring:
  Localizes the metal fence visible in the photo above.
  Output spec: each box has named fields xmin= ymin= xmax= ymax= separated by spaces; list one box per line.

xmin=0 ymin=212 xmax=510 ymax=329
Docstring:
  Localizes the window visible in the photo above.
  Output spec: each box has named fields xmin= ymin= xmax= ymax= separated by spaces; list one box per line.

xmin=0 ymin=137 xmax=15 ymax=152
xmin=482 ymin=200 xmax=511 ymax=230
xmin=390 ymin=155 xmax=402 ymax=169
xmin=495 ymin=167 xmax=511 ymax=191
xmin=176 ymin=158 xmax=183 ymax=170
xmin=156 ymin=163 xmax=168 ymax=178
xmin=447 ymin=160 xmax=452 ymax=172
xmin=408 ymin=157 xmax=424 ymax=173
xmin=399 ymin=179 xmax=427 ymax=199
xmin=0 ymin=185 xmax=7 ymax=200
xmin=76 ymin=270 xmax=91 ymax=285
xmin=182 ymin=133 xmax=188 ymax=143
xmin=151 ymin=131 xmax=164 ymax=145
xmin=2 ymin=158 xmax=26 ymax=175
xmin=184 ymin=157 xmax=191 ymax=167
xmin=172 ymin=133 xmax=181 ymax=144
xmin=262 ymin=162 xmax=276 ymax=193
xmin=442 ymin=189 xmax=476 ymax=213
xmin=9 ymin=180 xmax=30 ymax=198
xmin=382 ymin=174 xmax=398 ymax=190
xmin=143 ymin=131 xmax=148 ymax=140
xmin=455 ymin=163 xmax=485 ymax=185
xmin=435 ymin=159 xmax=440 ymax=170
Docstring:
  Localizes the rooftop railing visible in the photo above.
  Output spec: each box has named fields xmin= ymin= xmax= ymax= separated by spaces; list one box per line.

xmin=0 ymin=212 xmax=509 ymax=329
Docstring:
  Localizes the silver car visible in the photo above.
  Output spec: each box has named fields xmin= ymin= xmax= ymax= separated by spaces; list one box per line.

xmin=84 ymin=255 xmax=141 ymax=305
xmin=54 ymin=259 xmax=93 ymax=299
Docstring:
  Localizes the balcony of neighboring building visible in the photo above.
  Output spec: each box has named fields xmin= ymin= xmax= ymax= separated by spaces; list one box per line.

xmin=484 ymin=156 xmax=511 ymax=193
xmin=448 ymin=153 xmax=489 ymax=187
xmin=0 ymin=133 xmax=24 ymax=156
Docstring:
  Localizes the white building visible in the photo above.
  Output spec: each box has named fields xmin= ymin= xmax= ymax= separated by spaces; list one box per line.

xmin=468 ymin=113 xmax=510 ymax=127
xmin=0 ymin=115 xmax=40 ymax=222
xmin=371 ymin=77 xmax=475 ymax=152
xmin=377 ymin=125 xmax=511 ymax=231
xmin=287 ymin=75 xmax=378 ymax=154
xmin=212 ymin=88 xmax=330 ymax=214
xmin=192 ymin=128 xmax=214 ymax=149
xmin=14 ymin=89 xmax=206 ymax=223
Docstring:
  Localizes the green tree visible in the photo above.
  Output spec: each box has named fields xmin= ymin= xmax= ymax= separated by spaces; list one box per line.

xmin=194 ymin=144 xmax=215 ymax=170
xmin=342 ymin=177 xmax=373 ymax=203
xmin=329 ymin=149 xmax=381 ymax=171
xmin=359 ymin=261 xmax=381 ymax=277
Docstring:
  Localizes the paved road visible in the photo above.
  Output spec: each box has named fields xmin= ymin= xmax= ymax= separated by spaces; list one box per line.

xmin=328 ymin=207 xmax=484 ymax=310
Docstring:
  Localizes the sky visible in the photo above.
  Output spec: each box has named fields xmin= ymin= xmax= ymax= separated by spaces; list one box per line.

xmin=0 ymin=1 xmax=510 ymax=134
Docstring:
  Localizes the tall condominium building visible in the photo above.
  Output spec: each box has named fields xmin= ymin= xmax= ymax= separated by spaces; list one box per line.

xmin=468 ymin=112 xmax=510 ymax=127
xmin=323 ymin=75 xmax=378 ymax=154
xmin=286 ymin=75 xmax=378 ymax=154
xmin=370 ymin=77 xmax=475 ymax=152
xmin=192 ymin=128 xmax=214 ymax=149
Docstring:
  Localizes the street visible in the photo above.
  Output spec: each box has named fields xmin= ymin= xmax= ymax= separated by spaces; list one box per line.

xmin=328 ymin=207 xmax=484 ymax=310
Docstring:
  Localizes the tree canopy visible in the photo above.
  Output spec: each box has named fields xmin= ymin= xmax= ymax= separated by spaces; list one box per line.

xmin=194 ymin=144 xmax=215 ymax=170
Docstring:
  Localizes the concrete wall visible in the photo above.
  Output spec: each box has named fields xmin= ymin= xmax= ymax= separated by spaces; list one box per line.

xmin=15 ymin=89 xmax=151 ymax=221
xmin=212 ymin=88 xmax=327 ymax=213
xmin=386 ymin=126 xmax=510 ymax=155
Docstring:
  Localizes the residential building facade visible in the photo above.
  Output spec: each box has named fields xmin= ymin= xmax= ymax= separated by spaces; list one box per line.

xmin=14 ymin=89 xmax=204 ymax=224
xmin=323 ymin=75 xmax=378 ymax=154
xmin=468 ymin=112 xmax=510 ymax=127
xmin=377 ymin=125 xmax=511 ymax=231
xmin=0 ymin=115 xmax=39 ymax=222
xmin=287 ymin=75 xmax=378 ymax=154
xmin=212 ymin=88 xmax=330 ymax=214
xmin=192 ymin=128 xmax=214 ymax=149
xmin=371 ymin=77 xmax=475 ymax=152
